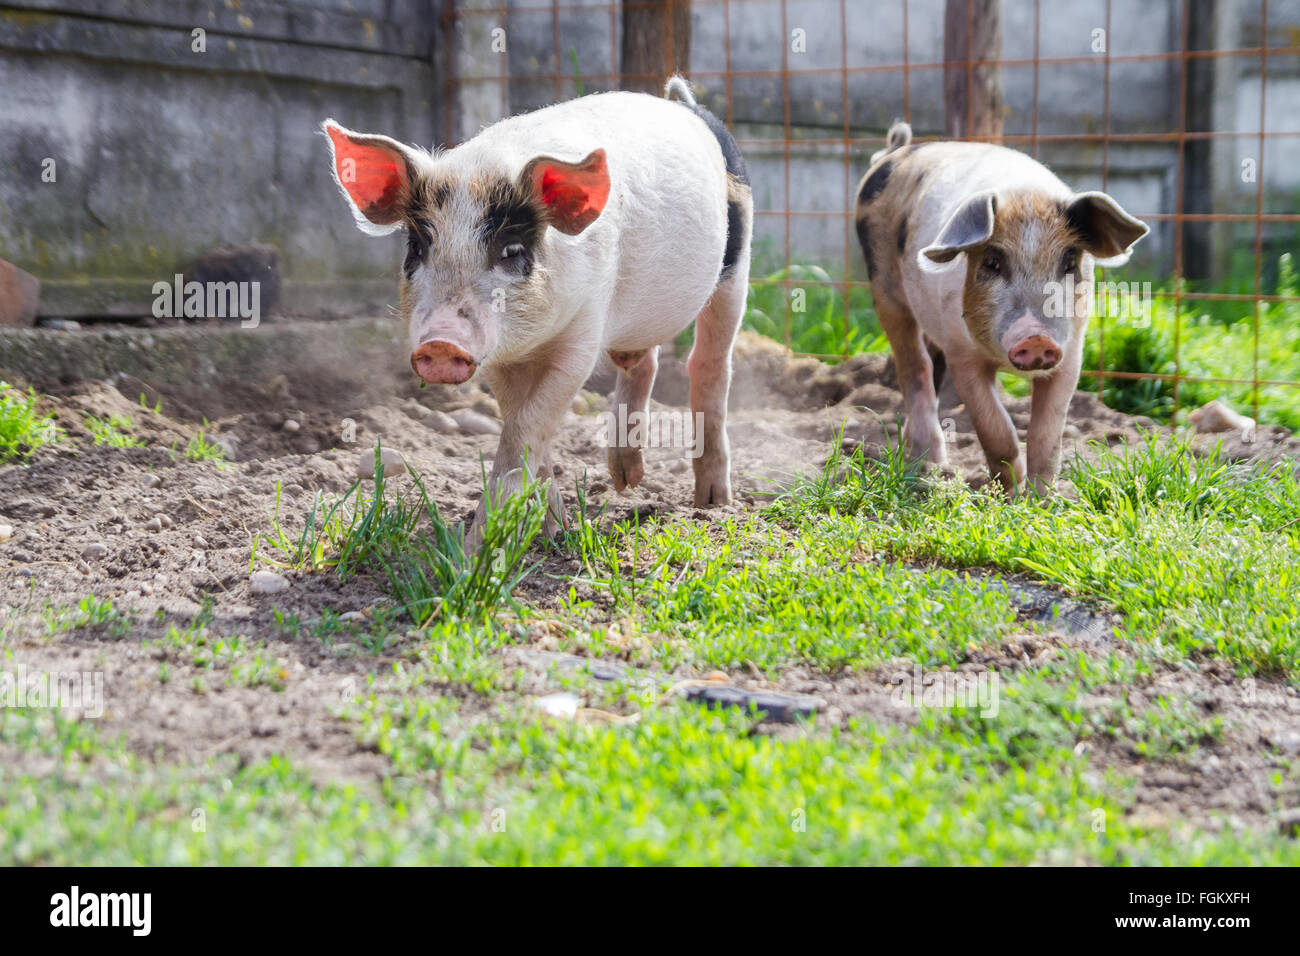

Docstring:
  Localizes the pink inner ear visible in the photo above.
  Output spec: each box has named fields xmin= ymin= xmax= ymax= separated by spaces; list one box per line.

xmin=327 ymin=125 xmax=407 ymax=223
xmin=532 ymin=149 xmax=610 ymax=235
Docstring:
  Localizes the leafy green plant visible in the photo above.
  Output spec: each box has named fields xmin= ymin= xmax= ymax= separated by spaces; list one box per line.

xmin=0 ymin=381 xmax=59 ymax=462
xmin=183 ymin=429 xmax=225 ymax=462
xmin=85 ymin=413 xmax=143 ymax=448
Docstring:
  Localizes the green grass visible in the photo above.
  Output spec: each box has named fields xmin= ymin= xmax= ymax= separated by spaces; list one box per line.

xmin=85 ymin=413 xmax=143 ymax=448
xmin=0 ymin=380 xmax=59 ymax=462
xmin=0 ymin=668 xmax=1290 ymax=865
xmin=253 ymin=442 xmax=547 ymax=625
xmin=772 ymin=434 xmax=1300 ymax=678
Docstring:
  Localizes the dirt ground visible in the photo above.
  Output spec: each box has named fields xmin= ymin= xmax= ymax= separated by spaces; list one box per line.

xmin=2 ymin=326 xmax=1299 ymax=831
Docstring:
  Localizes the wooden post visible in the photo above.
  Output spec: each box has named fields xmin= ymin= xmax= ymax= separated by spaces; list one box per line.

xmin=620 ymin=0 xmax=691 ymax=94
xmin=943 ymin=0 xmax=1003 ymax=142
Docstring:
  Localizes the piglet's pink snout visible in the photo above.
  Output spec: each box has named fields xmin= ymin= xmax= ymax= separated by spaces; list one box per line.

xmin=411 ymin=341 xmax=477 ymax=385
xmin=1007 ymin=335 xmax=1062 ymax=372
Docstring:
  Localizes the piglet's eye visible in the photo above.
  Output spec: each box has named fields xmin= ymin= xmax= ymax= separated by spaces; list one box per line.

xmin=981 ymin=250 xmax=1003 ymax=274
xmin=1062 ymin=250 xmax=1079 ymax=273
xmin=501 ymin=243 xmax=525 ymax=260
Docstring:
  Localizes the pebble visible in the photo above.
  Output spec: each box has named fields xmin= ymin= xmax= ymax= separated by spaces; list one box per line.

xmin=76 ymin=560 xmax=91 ymax=575
xmin=356 ymin=447 xmax=408 ymax=478
xmin=1278 ymin=808 xmax=1300 ymax=837
xmin=214 ymin=435 xmax=240 ymax=460
xmin=452 ymin=409 xmax=502 ymax=436
xmin=142 ymin=474 xmax=162 ymax=489
xmin=282 ymin=419 xmax=301 ymax=433
xmin=0 ymin=524 xmax=11 ymax=542
xmin=339 ymin=611 xmax=366 ymax=623
xmin=249 ymin=570 xmax=290 ymax=595
xmin=143 ymin=516 xmax=164 ymax=533
xmin=81 ymin=542 xmax=109 ymax=560
xmin=471 ymin=396 xmax=501 ymax=418
xmin=425 ymin=409 xmax=460 ymax=434
xmin=193 ymin=534 xmax=210 ymax=549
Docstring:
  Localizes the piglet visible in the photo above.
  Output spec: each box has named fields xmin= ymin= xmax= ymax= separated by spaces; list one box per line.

xmin=855 ymin=122 xmax=1148 ymax=493
xmin=324 ymin=77 xmax=752 ymax=543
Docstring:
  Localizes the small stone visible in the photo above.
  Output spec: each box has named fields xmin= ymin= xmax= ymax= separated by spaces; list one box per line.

xmin=76 ymin=560 xmax=91 ymax=575
xmin=471 ymin=396 xmax=501 ymax=418
xmin=249 ymin=570 xmax=290 ymax=595
xmin=193 ymin=535 xmax=210 ymax=549
xmin=143 ymin=516 xmax=163 ymax=533
xmin=142 ymin=474 xmax=162 ymax=490
xmin=214 ymin=435 xmax=239 ymax=461
xmin=452 ymin=409 xmax=501 ymax=436
xmin=1277 ymin=808 xmax=1300 ymax=837
xmin=1189 ymin=399 xmax=1254 ymax=436
xmin=339 ymin=611 xmax=366 ymax=623
xmin=10 ymin=550 xmax=34 ymax=563
xmin=356 ymin=447 xmax=408 ymax=478
xmin=38 ymin=319 xmax=81 ymax=331
xmin=282 ymin=419 xmax=301 ymax=433
xmin=426 ymin=409 xmax=460 ymax=434
xmin=0 ymin=524 xmax=12 ymax=542
xmin=81 ymin=542 xmax=109 ymax=560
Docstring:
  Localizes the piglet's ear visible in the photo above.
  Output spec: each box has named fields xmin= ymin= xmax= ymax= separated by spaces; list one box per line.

xmin=522 ymin=149 xmax=610 ymax=236
xmin=1066 ymin=192 xmax=1149 ymax=265
xmin=920 ymin=192 xmax=997 ymax=266
xmin=322 ymin=119 xmax=415 ymax=236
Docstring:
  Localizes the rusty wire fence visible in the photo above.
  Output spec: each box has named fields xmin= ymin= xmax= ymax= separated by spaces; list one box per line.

xmin=439 ymin=0 xmax=1300 ymax=425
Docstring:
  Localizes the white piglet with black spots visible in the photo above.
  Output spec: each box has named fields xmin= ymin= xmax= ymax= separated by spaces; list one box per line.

xmin=324 ymin=77 xmax=753 ymax=546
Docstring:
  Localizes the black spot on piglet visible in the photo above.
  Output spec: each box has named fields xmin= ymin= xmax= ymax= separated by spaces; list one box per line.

xmin=855 ymin=218 xmax=875 ymax=278
xmin=857 ymin=160 xmax=894 ymax=206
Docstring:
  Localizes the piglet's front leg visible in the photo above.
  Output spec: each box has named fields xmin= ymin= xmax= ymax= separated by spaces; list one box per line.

xmin=469 ymin=340 xmax=598 ymax=552
xmin=949 ymin=357 xmax=1025 ymax=494
xmin=1025 ymin=337 xmax=1083 ymax=494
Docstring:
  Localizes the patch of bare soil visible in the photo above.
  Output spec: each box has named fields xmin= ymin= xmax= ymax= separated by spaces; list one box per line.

xmin=2 ymin=330 xmax=1298 ymax=829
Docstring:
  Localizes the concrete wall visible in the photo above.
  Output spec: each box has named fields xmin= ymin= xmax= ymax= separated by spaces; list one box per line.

xmin=2 ymin=0 xmax=1296 ymax=320
xmin=0 ymin=0 xmax=442 ymax=317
